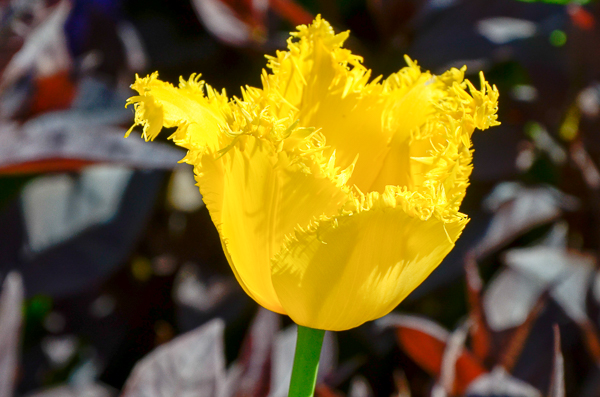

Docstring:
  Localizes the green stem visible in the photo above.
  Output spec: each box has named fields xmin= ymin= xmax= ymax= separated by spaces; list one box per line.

xmin=288 ymin=325 xmax=326 ymax=397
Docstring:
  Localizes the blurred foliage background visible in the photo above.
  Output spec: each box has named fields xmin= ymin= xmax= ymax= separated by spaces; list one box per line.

xmin=1 ymin=0 xmax=600 ymax=396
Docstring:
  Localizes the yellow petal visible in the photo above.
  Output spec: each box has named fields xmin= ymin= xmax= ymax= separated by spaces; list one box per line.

xmin=261 ymin=19 xmax=499 ymax=205
xmin=262 ymin=17 xmax=394 ymax=191
xmin=197 ymin=134 xmax=351 ymax=314
xmin=370 ymin=63 xmax=499 ymax=216
xmin=126 ymin=73 xmax=229 ymax=154
xmin=271 ymin=189 xmax=468 ymax=331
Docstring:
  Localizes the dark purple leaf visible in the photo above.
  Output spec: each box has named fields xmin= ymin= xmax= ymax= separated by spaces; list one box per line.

xmin=0 ymin=272 xmax=23 ymax=397
xmin=26 ymin=383 xmax=117 ymax=397
xmin=547 ymin=325 xmax=565 ymax=397
xmin=269 ymin=0 xmax=313 ymax=26
xmin=498 ymin=294 xmax=547 ymax=373
xmin=466 ymin=367 xmax=541 ymax=397
xmin=465 ymin=254 xmax=492 ymax=361
xmin=484 ymin=269 xmax=542 ymax=332
xmin=122 ymin=318 xmax=226 ymax=397
xmin=476 ymin=17 xmax=537 ymax=45
xmin=570 ymin=140 xmax=600 ymax=190
xmin=0 ymin=118 xmax=183 ymax=175
xmin=437 ymin=320 xmax=473 ymax=396
xmin=190 ymin=0 xmax=312 ymax=48
xmin=392 ymin=369 xmax=411 ymax=397
xmin=501 ymin=223 xmax=595 ymax=325
xmin=0 ymin=166 xmax=165 ymax=298
xmin=1 ymin=1 xmax=72 ymax=88
xmin=475 ymin=183 xmax=578 ymax=258
xmin=190 ymin=0 xmax=254 ymax=47
xmin=348 ymin=375 xmax=373 ymax=397
xmin=173 ymin=263 xmax=237 ymax=314
xmin=167 ymin=168 xmax=205 ymax=213
xmin=233 ymin=308 xmax=280 ymax=397
xmin=379 ymin=315 xmax=486 ymax=395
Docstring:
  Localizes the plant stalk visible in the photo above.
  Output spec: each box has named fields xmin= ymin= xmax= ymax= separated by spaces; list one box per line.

xmin=288 ymin=325 xmax=326 ymax=397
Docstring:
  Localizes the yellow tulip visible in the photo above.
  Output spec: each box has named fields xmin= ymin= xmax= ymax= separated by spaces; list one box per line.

xmin=126 ymin=16 xmax=499 ymax=331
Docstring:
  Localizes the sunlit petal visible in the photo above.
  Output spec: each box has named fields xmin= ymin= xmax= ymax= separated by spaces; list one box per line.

xmin=272 ymin=188 xmax=468 ymax=330
xmin=197 ymin=134 xmax=351 ymax=313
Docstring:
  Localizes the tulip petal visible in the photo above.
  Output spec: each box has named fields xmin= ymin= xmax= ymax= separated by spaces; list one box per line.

xmin=271 ymin=190 xmax=468 ymax=331
xmin=198 ymin=134 xmax=351 ymax=314
xmin=371 ymin=66 xmax=500 ymax=214
xmin=126 ymin=73 xmax=229 ymax=154
xmin=261 ymin=18 xmax=499 ymax=208
xmin=262 ymin=17 xmax=395 ymax=191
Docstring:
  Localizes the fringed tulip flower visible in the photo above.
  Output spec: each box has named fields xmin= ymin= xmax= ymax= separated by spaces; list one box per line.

xmin=126 ymin=17 xmax=499 ymax=332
